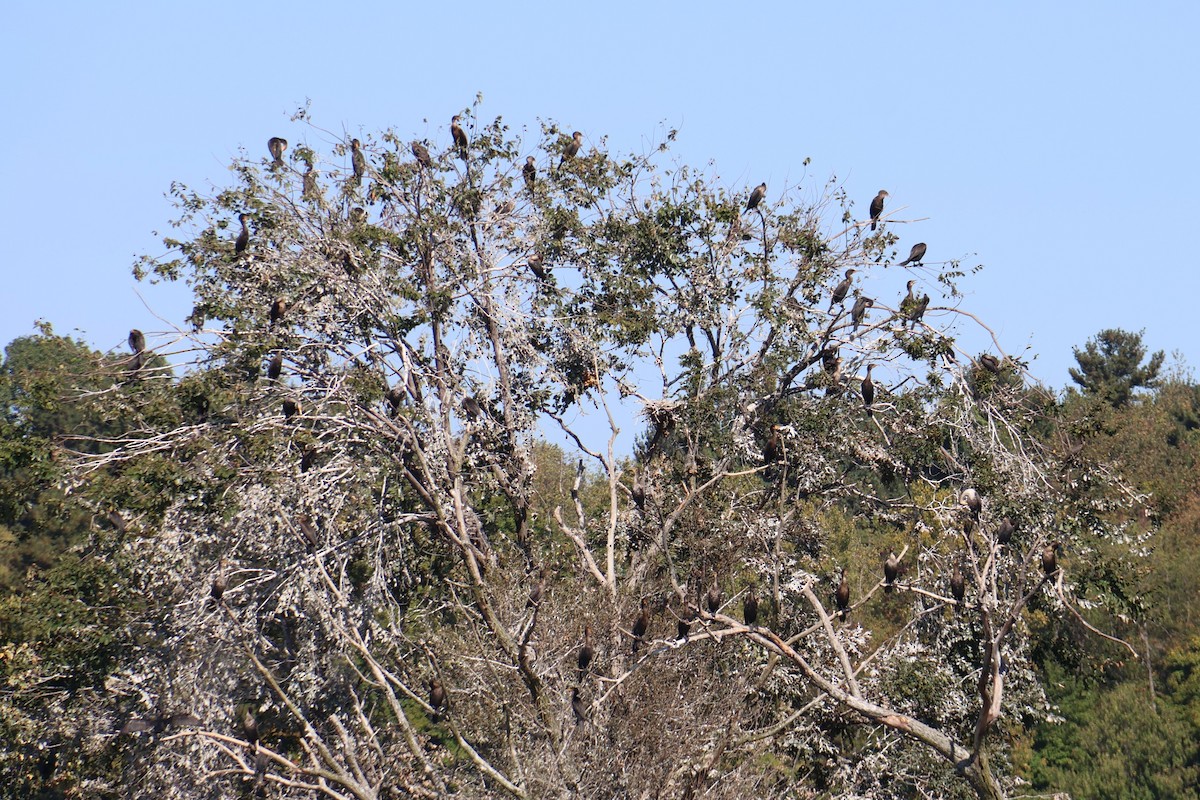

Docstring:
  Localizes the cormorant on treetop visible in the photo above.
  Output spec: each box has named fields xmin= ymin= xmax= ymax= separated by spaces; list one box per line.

xmin=869 ymin=190 xmax=888 ymax=230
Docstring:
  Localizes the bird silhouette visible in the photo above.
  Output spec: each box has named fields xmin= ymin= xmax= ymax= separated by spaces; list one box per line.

xmin=829 ymin=268 xmax=856 ymax=310
xmin=884 ymin=552 xmax=899 ymax=592
xmin=900 ymin=242 xmax=927 ymax=266
xmin=861 ymin=364 xmax=875 ymax=414
xmin=411 ymin=140 xmax=432 ymax=169
xmin=451 ymin=116 xmax=469 ymax=160
xmin=523 ymin=156 xmax=537 ymax=195
xmin=869 ymin=190 xmax=888 ymax=230
xmin=746 ymin=182 xmax=767 ymax=212
xmin=267 ymin=137 xmax=287 ymax=167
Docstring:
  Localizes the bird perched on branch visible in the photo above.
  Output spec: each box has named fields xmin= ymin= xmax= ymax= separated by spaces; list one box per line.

xmin=577 ymin=624 xmax=594 ymax=678
xmin=429 ymin=679 xmax=447 ymax=718
xmin=350 ymin=138 xmax=366 ymax=185
xmin=869 ymin=190 xmax=888 ymax=230
xmin=960 ymin=488 xmax=982 ymax=519
xmin=523 ymin=156 xmax=537 ymax=196
xmin=950 ymin=564 xmax=965 ymax=610
xmin=411 ymin=140 xmax=432 ymax=169
xmin=884 ymin=552 xmax=899 ymax=592
xmin=269 ymin=298 xmax=287 ymax=327
xmin=211 ymin=559 xmax=228 ymax=603
xmin=128 ymin=329 xmax=146 ymax=356
xmin=560 ymin=131 xmax=583 ymax=167
xmin=706 ymin=581 xmax=722 ymax=615
xmin=746 ymin=182 xmax=767 ymax=212
xmin=571 ymin=687 xmax=587 ymax=724
xmin=267 ymin=137 xmax=287 ymax=167
xmin=235 ymin=213 xmax=250 ymax=257
xmin=267 ymin=353 xmax=283 ymax=380
xmin=830 ymin=268 xmax=856 ymax=310
xmin=451 ymin=116 xmax=469 ymax=160
xmin=851 ymin=295 xmax=874 ymax=333
xmin=1042 ymin=542 xmax=1061 ymax=576
xmin=836 ymin=568 xmax=851 ymax=615
xmin=861 ymin=364 xmax=875 ymax=415
xmin=632 ymin=597 xmax=650 ymax=653
xmin=997 ymin=517 xmax=1015 ymax=546
xmin=979 ymin=354 xmax=1002 ymax=373
xmin=900 ymin=242 xmax=927 ymax=266
xmin=743 ymin=585 xmax=759 ymax=626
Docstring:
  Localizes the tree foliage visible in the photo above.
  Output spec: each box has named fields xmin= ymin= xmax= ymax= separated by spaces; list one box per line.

xmin=43 ymin=105 xmax=1145 ymax=800
xmin=1068 ymin=328 xmax=1164 ymax=408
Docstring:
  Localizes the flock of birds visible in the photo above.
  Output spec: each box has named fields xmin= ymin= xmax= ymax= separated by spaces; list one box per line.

xmin=119 ymin=119 xmax=1039 ymax=735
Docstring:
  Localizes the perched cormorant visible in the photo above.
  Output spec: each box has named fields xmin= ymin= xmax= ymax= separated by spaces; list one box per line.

xmin=577 ymin=624 xmax=594 ymax=676
xmin=269 ymin=298 xmax=287 ymax=327
xmin=997 ymin=517 xmax=1014 ymax=546
xmin=240 ymin=707 xmax=259 ymax=746
xmin=282 ymin=399 xmax=300 ymax=420
xmin=527 ymin=252 xmax=548 ymax=281
xmin=385 ymin=385 xmax=403 ymax=415
xmin=746 ymin=182 xmax=767 ymax=211
xmin=677 ymin=606 xmax=695 ymax=640
xmin=962 ymin=516 xmax=975 ymax=537
xmin=900 ymin=280 xmax=917 ymax=319
xmin=884 ymin=552 xmax=899 ymax=592
xmin=349 ymin=206 xmax=367 ymax=226
xmin=267 ymin=137 xmax=287 ymax=167
xmin=836 ymin=568 xmax=850 ymax=614
xmin=350 ymin=138 xmax=366 ymax=185
xmin=830 ymin=268 xmax=857 ymax=309
xmin=979 ymin=354 xmax=1002 ymax=373
xmin=743 ymin=585 xmax=759 ymax=626
xmin=429 ymin=679 xmax=447 ymax=716
xmin=960 ymin=488 xmax=982 ymax=519
xmin=869 ymin=190 xmax=888 ymax=231
xmin=950 ymin=564 xmax=965 ymax=608
xmin=235 ymin=213 xmax=250 ymax=256
xmin=851 ymin=295 xmax=874 ymax=333
xmin=411 ymin=140 xmax=432 ymax=168
xmin=267 ymin=353 xmax=283 ymax=380
xmin=631 ymin=477 xmax=646 ymax=511
xmin=128 ymin=329 xmax=146 ymax=354
xmin=632 ymin=597 xmax=650 ymax=653
xmin=571 ymin=687 xmax=587 ymax=724
xmin=450 ymin=116 xmax=468 ymax=159
xmin=910 ymin=294 xmax=930 ymax=326
xmin=763 ymin=425 xmax=781 ymax=464
xmin=900 ymin=242 xmax=927 ymax=266
xmin=1042 ymin=542 xmax=1060 ymax=576
xmin=560 ymin=131 xmax=583 ymax=166
xmin=706 ymin=581 xmax=722 ymax=615
xmin=121 ymin=713 xmax=202 ymax=735
xmin=526 ymin=567 xmax=545 ymax=608
xmin=861 ymin=363 xmax=875 ymax=413
xmin=523 ymin=156 xmax=537 ymax=195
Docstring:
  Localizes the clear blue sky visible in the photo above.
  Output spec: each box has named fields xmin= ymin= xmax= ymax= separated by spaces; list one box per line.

xmin=2 ymin=1 xmax=1196 ymax=391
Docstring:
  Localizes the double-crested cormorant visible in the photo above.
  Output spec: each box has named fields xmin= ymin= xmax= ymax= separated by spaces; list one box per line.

xmin=900 ymin=280 xmax=916 ymax=319
xmin=950 ymin=564 xmax=965 ymax=608
xmin=746 ymin=182 xmax=767 ymax=212
xmin=122 ymin=712 xmax=202 ymax=735
xmin=822 ymin=345 xmax=839 ymax=374
xmin=268 ymin=137 xmax=287 ymax=167
xmin=526 ymin=566 xmax=545 ymax=608
xmin=677 ymin=606 xmax=695 ymax=640
xmin=128 ymin=329 xmax=146 ymax=354
xmin=632 ymin=597 xmax=650 ymax=653
xmin=527 ymin=252 xmax=548 ymax=281
xmin=836 ymin=568 xmax=850 ymax=614
xmin=830 ymin=268 xmax=856 ymax=310
xmin=763 ymin=425 xmax=781 ymax=464
xmin=997 ymin=517 xmax=1014 ymax=546
xmin=962 ymin=516 xmax=975 ymax=537
xmin=267 ymin=353 xmax=283 ymax=380
xmin=869 ymin=190 xmax=888 ymax=231
xmin=450 ymin=116 xmax=468 ymax=159
xmin=979 ymin=354 xmax=1001 ymax=373
xmin=429 ymin=679 xmax=447 ymax=716
xmin=910 ymin=294 xmax=930 ymax=326
xmin=571 ymin=686 xmax=587 ymax=724
xmin=578 ymin=624 xmax=594 ymax=677
xmin=349 ymin=206 xmax=367 ymax=226
xmin=960 ymin=488 xmax=982 ymax=519
xmin=385 ymin=385 xmax=403 ymax=415
xmin=631 ymin=476 xmax=646 ymax=511
xmin=706 ymin=581 xmax=722 ymax=615
xmin=884 ymin=551 xmax=899 ymax=592
xmin=282 ymin=399 xmax=300 ymax=420
xmin=861 ymin=363 xmax=875 ymax=414
xmin=240 ymin=707 xmax=259 ymax=746
xmin=1042 ymin=542 xmax=1060 ymax=576
xmin=560 ymin=131 xmax=583 ymax=166
xmin=900 ymin=242 xmax=927 ymax=266
xmin=235 ymin=213 xmax=250 ymax=256
xmin=523 ymin=156 xmax=537 ymax=195
xmin=350 ymin=138 xmax=366 ymax=185
xmin=851 ymin=295 xmax=874 ymax=333
xmin=411 ymin=140 xmax=432 ymax=169
xmin=743 ymin=585 xmax=759 ymax=626
xmin=269 ymin=298 xmax=287 ymax=327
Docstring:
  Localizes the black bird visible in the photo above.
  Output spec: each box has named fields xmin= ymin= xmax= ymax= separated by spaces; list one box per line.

xmin=632 ymin=597 xmax=650 ymax=653
xmin=830 ymin=268 xmax=857 ymax=310
xmin=763 ymin=425 xmax=781 ymax=464
xmin=997 ymin=517 xmax=1015 ymax=546
xmin=429 ymin=679 xmax=447 ymax=717
xmin=884 ymin=552 xmax=899 ymax=592
xmin=211 ymin=559 xmax=228 ymax=602
xmin=526 ymin=566 xmax=546 ymax=609
xmin=122 ymin=713 xmax=201 ymax=735
xmin=1042 ymin=542 xmax=1060 ymax=576
xmin=979 ymin=354 xmax=1002 ymax=373
xmin=835 ymin=568 xmax=850 ymax=615
xmin=269 ymin=298 xmax=287 ymax=327
xmin=235 ymin=213 xmax=250 ymax=256
xmin=349 ymin=206 xmax=367 ymax=226
xmin=450 ymin=116 xmax=468 ymax=159
xmin=900 ymin=242 xmax=927 ymax=266
xmin=869 ymin=190 xmax=888 ymax=231
xmin=900 ymin=280 xmax=917 ymax=318
xmin=523 ymin=156 xmax=537 ymax=195
xmin=128 ymin=329 xmax=146 ymax=354
xmin=267 ymin=353 xmax=283 ymax=380
xmin=950 ymin=564 xmax=965 ymax=609
xmin=385 ymin=385 xmax=403 ymax=415
xmin=571 ymin=687 xmax=587 ymax=724
xmin=300 ymin=448 xmax=315 ymax=472
xmin=240 ymin=707 xmax=259 ymax=747
xmin=962 ymin=516 xmax=975 ymax=537
xmin=411 ymin=140 xmax=432 ymax=169
xmin=577 ymin=624 xmax=594 ymax=677
xmin=743 ymin=585 xmax=759 ymax=626
xmin=631 ymin=476 xmax=646 ymax=511
xmin=851 ymin=295 xmax=874 ymax=333
xmin=283 ymin=399 xmax=300 ymax=420
xmin=350 ymin=138 xmax=366 ymax=185
xmin=861 ymin=364 xmax=875 ymax=414
xmin=677 ymin=606 xmax=695 ymax=640
xmin=909 ymin=294 xmax=930 ymax=327
xmin=960 ymin=488 xmax=982 ymax=519
xmin=527 ymin=252 xmax=548 ymax=281
xmin=746 ymin=182 xmax=767 ymax=212
xmin=706 ymin=581 xmax=722 ymax=615
xmin=560 ymin=130 xmax=583 ymax=166
xmin=268 ymin=137 xmax=287 ymax=167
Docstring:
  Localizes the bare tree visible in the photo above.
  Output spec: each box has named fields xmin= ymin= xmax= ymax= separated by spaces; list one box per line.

xmin=68 ymin=104 xmax=1142 ymax=800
